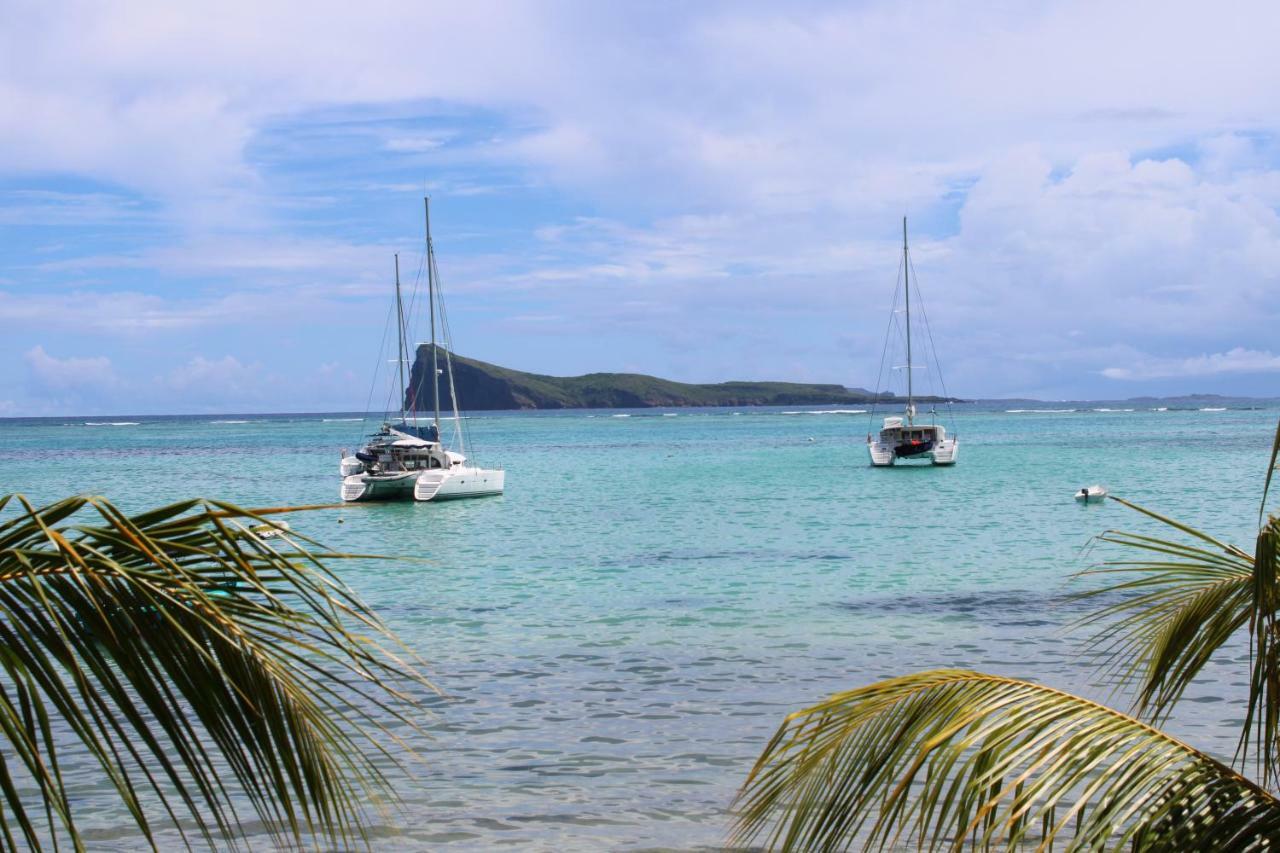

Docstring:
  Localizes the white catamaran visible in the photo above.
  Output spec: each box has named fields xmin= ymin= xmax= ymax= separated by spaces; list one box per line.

xmin=340 ymin=199 xmax=505 ymax=502
xmin=867 ymin=218 xmax=959 ymax=467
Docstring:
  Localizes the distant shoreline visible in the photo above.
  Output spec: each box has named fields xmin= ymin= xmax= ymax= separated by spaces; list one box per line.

xmin=2 ymin=396 xmax=1277 ymax=422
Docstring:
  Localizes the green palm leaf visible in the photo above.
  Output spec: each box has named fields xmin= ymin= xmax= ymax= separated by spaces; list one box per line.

xmin=1260 ymin=417 xmax=1280 ymax=528
xmin=1071 ymin=424 xmax=1280 ymax=778
xmin=731 ymin=670 xmax=1280 ymax=851
xmin=1245 ymin=516 xmax=1280 ymax=784
xmin=0 ymin=494 xmax=430 ymax=851
xmin=1074 ymin=493 xmax=1255 ymax=722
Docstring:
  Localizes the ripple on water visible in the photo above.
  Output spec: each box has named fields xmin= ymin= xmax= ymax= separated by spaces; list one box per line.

xmin=0 ymin=406 xmax=1274 ymax=849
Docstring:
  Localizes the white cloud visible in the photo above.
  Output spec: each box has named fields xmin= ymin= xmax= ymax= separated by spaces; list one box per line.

xmin=384 ymin=133 xmax=450 ymax=153
xmin=163 ymin=355 xmax=263 ymax=397
xmin=22 ymin=345 xmax=120 ymax=392
xmin=37 ymin=235 xmax=386 ymax=279
xmin=0 ymin=291 xmax=272 ymax=333
xmin=5 ymin=347 xmax=371 ymax=415
xmin=0 ymin=190 xmax=152 ymax=226
xmin=1103 ymin=348 xmax=1280 ymax=381
xmin=3 ymin=2 xmax=1277 ymax=221
xmin=3 ymin=2 xmax=1280 ymax=400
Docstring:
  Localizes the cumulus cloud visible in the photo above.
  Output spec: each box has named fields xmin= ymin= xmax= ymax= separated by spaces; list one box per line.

xmin=163 ymin=355 xmax=264 ymax=397
xmin=23 ymin=345 xmax=120 ymax=392
xmin=949 ymin=145 xmax=1279 ymax=315
xmin=3 ymin=2 xmax=1280 ymax=404
xmin=2 ymin=2 xmax=1276 ymax=221
xmin=1102 ymin=348 xmax=1280 ymax=381
xmin=11 ymin=348 xmax=371 ymax=414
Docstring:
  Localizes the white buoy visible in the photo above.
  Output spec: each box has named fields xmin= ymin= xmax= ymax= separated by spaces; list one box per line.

xmin=1074 ymin=485 xmax=1107 ymax=503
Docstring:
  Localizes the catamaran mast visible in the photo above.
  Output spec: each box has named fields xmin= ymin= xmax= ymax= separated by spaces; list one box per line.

xmin=394 ymin=253 xmax=408 ymax=424
xmin=903 ymin=217 xmax=913 ymax=426
xmin=425 ymin=197 xmax=441 ymax=434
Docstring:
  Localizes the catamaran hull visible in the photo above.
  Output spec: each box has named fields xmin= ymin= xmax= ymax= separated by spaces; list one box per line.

xmin=931 ymin=440 xmax=958 ymax=465
xmin=868 ymin=439 xmax=959 ymax=467
xmin=341 ymin=472 xmax=418 ymax=502
xmin=414 ymin=467 xmax=505 ymax=502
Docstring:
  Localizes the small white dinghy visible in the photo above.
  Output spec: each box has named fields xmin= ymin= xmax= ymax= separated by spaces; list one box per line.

xmin=249 ymin=520 xmax=291 ymax=540
xmin=1074 ymin=485 xmax=1107 ymax=503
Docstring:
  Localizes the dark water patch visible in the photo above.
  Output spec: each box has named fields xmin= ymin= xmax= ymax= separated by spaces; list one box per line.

xmin=492 ymin=669 xmax=552 ymax=680
xmin=381 ymin=601 xmax=518 ymax=619
xmin=600 ymin=548 xmax=770 ymax=566
xmin=601 ymin=547 xmax=853 ymax=568
xmin=832 ymin=589 xmax=1080 ymax=617
xmin=415 ymin=831 xmax=482 ymax=843
xmin=507 ymin=813 xmax=629 ymax=826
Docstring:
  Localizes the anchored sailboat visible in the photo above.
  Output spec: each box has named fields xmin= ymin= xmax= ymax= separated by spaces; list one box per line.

xmin=340 ymin=198 xmax=505 ymax=502
xmin=866 ymin=218 xmax=959 ymax=467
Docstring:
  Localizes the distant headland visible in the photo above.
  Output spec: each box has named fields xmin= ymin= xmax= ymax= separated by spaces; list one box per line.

xmin=405 ymin=345 xmax=959 ymax=411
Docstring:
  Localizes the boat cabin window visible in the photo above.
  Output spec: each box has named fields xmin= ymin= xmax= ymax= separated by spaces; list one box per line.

xmin=888 ymin=428 xmax=938 ymax=441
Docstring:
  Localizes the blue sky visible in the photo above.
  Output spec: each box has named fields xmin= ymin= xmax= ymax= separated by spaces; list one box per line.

xmin=2 ymin=1 xmax=1279 ymax=414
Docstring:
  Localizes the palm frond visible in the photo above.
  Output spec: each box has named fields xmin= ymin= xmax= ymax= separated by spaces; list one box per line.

xmin=1073 ymin=499 xmax=1255 ymax=722
xmin=732 ymin=670 xmax=1280 ymax=852
xmin=1260 ymin=418 xmax=1280 ymax=528
xmin=1072 ymin=452 xmax=1280 ymax=780
xmin=0 ymin=494 xmax=431 ymax=851
xmin=1243 ymin=517 xmax=1280 ymax=785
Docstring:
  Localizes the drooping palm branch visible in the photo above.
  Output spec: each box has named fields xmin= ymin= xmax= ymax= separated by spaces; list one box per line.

xmin=1074 ymin=494 xmax=1256 ymax=720
xmin=0 ymin=493 xmax=430 ymax=852
xmin=1260 ymin=416 xmax=1280 ymax=528
xmin=1072 ymin=420 xmax=1280 ymax=778
xmin=732 ymin=670 xmax=1280 ymax=852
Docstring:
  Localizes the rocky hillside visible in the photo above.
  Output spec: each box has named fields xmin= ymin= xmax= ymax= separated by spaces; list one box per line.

xmin=404 ymin=345 xmax=954 ymax=410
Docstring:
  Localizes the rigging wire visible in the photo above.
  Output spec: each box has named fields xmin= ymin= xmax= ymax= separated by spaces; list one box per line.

xmin=357 ymin=296 xmax=398 ymax=447
xmin=348 ymin=206 xmax=497 ymax=475
xmin=867 ymin=254 xmax=904 ymax=437
xmin=405 ymin=206 xmax=490 ymax=466
xmin=906 ymin=252 xmax=957 ymax=433
xmin=430 ymin=247 xmax=481 ymax=463
xmin=403 ymin=244 xmax=430 ymax=423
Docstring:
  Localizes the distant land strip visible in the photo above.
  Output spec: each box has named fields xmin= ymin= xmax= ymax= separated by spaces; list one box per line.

xmin=404 ymin=345 xmax=958 ymax=411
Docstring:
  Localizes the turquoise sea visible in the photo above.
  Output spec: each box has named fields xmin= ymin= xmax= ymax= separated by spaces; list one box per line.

xmin=1 ymin=404 xmax=1277 ymax=849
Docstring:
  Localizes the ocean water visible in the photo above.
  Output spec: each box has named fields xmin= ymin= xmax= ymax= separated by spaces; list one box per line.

xmin=1 ymin=404 xmax=1277 ymax=849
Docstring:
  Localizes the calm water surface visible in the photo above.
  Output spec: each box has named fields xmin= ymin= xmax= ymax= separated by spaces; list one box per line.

xmin=0 ymin=405 xmax=1275 ymax=849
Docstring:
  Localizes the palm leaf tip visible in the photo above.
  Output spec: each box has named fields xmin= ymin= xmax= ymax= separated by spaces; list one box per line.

xmin=1079 ymin=473 xmax=1280 ymax=773
xmin=1260 ymin=418 xmax=1280 ymax=528
xmin=731 ymin=670 xmax=1280 ymax=851
xmin=0 ymin=494 xmax=431 ymax=850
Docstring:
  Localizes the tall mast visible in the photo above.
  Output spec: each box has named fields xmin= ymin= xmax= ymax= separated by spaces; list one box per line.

xmin=394 ymin=253 xmax=408 ymax=423
xmin=426 ymin=197 xmax=441 ymax=434
xmin=903 ymin=216 xmax=913 ymax=425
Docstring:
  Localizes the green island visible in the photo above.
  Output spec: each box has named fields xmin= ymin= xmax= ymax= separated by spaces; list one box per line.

xmin=404 ymin=344 xmax=957 ymax=410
